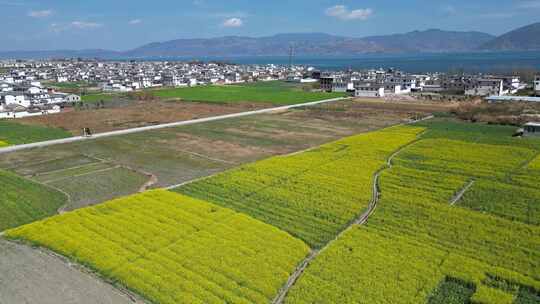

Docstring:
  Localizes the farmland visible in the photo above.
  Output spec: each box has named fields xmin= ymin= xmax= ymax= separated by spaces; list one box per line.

xmin=151 ymin=82 xmax=345 ymax=105
xmin=16 ymin=100 xmax=271 ymax=135
xmin=0 ymin=120 xmax=72 ymax=145
xmin=3 ymin=154 xmax=150 ymax=211
xmin=6 ymin=190 xmax=310 ymax=304
xmin=0 ymin=169 xmax=67 ymax=232
xmin=0 ymin=99 xmax=429 ymax=213
xmin=175 ymin=125 xmax=425 ymax=248
xmin=285 ymin=119 xmax=540 ymax=303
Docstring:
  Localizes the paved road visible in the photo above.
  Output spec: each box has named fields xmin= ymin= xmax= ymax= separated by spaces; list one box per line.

xmin=0 ymin=98 xmax=346 ymax=155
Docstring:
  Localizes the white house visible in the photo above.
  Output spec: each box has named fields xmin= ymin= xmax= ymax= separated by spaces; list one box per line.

xmin=354 ymin=82 xmax=385 ymax=98
xmin=64 ymin=94 xmax=81 ymax=103
xmin=535 ymin=75 xmax=540 ymax=95
xmin=1 ymin=93 xmax=30 ymax=107
xmin=524 ymin=122 xmax=540 ymax=137
xmin=465 ymin=79 xmax=504 ymax=96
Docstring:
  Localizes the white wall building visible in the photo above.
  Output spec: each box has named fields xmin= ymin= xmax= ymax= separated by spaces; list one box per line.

xmin=354 ymin=82 xmax=385 ymax=98
xmin=535 ymin=75 xmax=540 ymax=95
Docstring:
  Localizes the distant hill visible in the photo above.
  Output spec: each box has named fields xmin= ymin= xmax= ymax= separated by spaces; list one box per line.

xmin=479 ymin=22 xmax=540 ymax=51
xmin=126 ymin=30 xmax=494 ymax=57
xmin=363 ymin=29 xmax=495 ymax=53
xmin=0 ymin=29 xmax=503 ymax=60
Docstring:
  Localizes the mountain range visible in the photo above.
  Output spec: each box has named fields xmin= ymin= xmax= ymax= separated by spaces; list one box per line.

xmin=1 ymin=22 xmax=539 ymax=59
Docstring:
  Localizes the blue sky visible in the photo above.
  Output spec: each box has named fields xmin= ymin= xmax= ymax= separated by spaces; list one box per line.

xmin=1 ymin=0 xmax=539 ymax=51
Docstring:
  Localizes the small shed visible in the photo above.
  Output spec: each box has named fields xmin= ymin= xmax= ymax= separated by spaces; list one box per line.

xmin=524 ymin=122 xmax=540 ymax=137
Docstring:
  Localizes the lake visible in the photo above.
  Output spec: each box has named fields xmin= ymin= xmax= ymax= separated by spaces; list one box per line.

xmin=154 ymin=51 xmax=540 ymax=73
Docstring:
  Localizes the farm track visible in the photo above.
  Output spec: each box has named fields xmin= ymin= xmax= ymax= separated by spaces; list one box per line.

xmin=0 ymin=97 xmax=346 ymax=155
xmin=272 ymin=120 xmax=430 ymax=304
xmin=450 ymin=180 xmax=475 ymax=206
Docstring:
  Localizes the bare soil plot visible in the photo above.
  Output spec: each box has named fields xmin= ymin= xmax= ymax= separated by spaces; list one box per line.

xmin=16 ymin=100 xmax=270 ymax=135
xmin=0 ymin=239 xmax=134 ymax=304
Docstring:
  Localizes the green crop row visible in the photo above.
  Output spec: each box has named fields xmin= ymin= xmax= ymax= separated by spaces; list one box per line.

xmin=175 ymin=125 xmax=425 ymax=248
xmin=6 ymin=190 xmax=310 ymax=304
xmin=0 ymin=169 xmax=67 ymax=232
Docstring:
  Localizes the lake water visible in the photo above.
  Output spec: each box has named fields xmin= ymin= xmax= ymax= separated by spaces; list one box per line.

xmin=155 ymin=51 xmax=540 ymax=73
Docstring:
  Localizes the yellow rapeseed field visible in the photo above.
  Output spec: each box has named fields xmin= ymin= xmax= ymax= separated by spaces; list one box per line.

xmin=6 ymin=190 xmax=310 ymax=304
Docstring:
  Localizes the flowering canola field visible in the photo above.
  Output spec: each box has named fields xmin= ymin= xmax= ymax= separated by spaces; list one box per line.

xmin=286 ymin=120 xmax=540 ymax=303
xmin=176 ymin=125 xmax=425 ymax=248
xmin=6 ymin=190 xmax=309 ymax=304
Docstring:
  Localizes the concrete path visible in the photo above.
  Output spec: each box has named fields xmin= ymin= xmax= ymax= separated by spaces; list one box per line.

xmin=0 ymin=98 xmax=346 ymax=155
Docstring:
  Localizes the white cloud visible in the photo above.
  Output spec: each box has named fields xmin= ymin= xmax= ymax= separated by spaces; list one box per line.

xmin=71 ymin=21 xmax=103 ymax=29
xmin=325 ymin=5 xmax=372 ymax=21
xmin=28 ymin=9 xmax=53 ymax=18
xmin=441 ymin=5 xmax=457 ymax=16
xmin=50 ymin=21 xmax=103 ymax=33
xmin=222 ymin=17 xmax=243 ymax=27
xmin=128 ymin=19 xmax=142 ymax=25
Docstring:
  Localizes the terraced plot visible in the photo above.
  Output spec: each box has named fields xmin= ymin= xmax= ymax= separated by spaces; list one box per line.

xmin=176 ymin=125 xmax=424 ymax=248
xmin=5 ymin=190 xmax=310 ymax=304
xmin=0 ymin=169 xmax=67 ymax=232
xmin=285 ymin=120 xmax=540 ymax=303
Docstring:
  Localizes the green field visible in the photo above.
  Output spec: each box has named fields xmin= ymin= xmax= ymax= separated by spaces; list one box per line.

xmin=0 ymin=120 xmax=72 ymax=146
xmin=151 ymin=82 xmax=345 ymax=105
xmin=0 ymin=169 xmax=67 ymax=232
xmin=6 ymin=190 xmax=309 ymax=304
xmin=176 ymin=125 xmax=424 ymax=248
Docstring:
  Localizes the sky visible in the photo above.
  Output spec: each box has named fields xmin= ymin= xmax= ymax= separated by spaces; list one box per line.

xmin=1 ymin=0 xmax=539 ymax=51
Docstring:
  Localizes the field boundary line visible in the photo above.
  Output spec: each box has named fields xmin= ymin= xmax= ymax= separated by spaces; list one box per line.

xmin=175 ymin=148 xmax=237 ymax=165
xmin=272 ymin=120 xmax=430 ymax=304
xmin=0 ymin=97 xmax=348 ymax=154
xmin=33 ymin=161 xmax=106 ymax=179
xmin=42 ymin=165 xmax=121 ymax=184
xmin=450 ymin=180 xmax=475 ymax=206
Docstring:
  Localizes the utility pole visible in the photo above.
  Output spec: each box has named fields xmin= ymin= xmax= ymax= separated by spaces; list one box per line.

xmin=288 ymin=45 xmax=295 ymax=72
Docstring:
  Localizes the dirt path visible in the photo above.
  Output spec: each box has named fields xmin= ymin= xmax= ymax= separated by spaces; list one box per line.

xmin=272 ymin=121 xmax=429 ymax=304
xmin=0 ymin=239 xmax=138 ymax=304
xmin=450 ymin=180 xmax=475 ymax=206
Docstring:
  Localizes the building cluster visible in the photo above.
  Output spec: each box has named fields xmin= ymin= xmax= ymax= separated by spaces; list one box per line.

xmin=0 ymin=59 xmax=309 ymax=118
xmin=1 ymin=59 xmax=539 ymax=119
xmin=320 ymin=69 xmax=530 ymax=98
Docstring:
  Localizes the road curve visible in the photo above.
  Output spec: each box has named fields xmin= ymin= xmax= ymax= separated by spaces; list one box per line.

xmin=0 ymin=97 xmax=346 ymax=155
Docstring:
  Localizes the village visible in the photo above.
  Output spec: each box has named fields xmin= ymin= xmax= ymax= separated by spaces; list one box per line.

xmin=1 ymin=59 xmax=540 ymax=119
